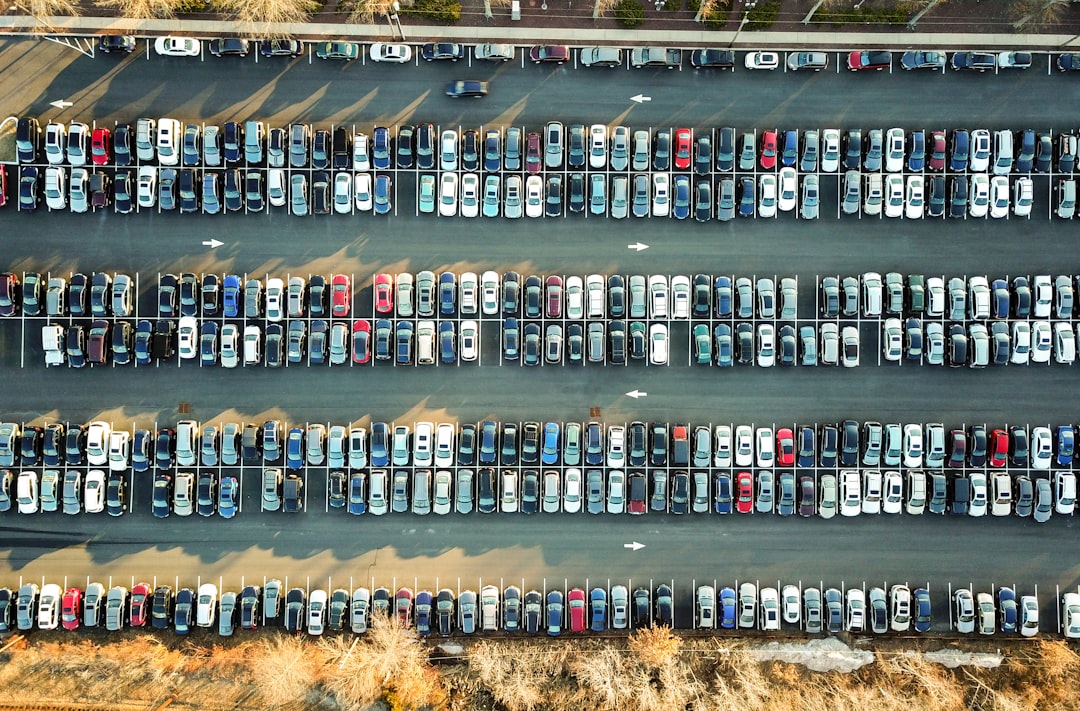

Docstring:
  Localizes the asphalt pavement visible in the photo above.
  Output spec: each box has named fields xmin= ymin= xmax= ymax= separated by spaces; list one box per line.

xmin=1 ymin=38 xmax=1080 ymax=631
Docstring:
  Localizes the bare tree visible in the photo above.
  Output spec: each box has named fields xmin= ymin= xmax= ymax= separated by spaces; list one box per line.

xmin=593 ymin=0 xmax=620 ymax=19
xmin=11 ymin=0 xmax=79 ymax=25
xmin=801 ymin=0 xmax=845 ymax=24
xmin=251 ymin=636 xmax=320 ymax=708
xmin=94 ymin=0 xmax=177 ymax=18
xmin=215 ymin=0 xmax=318 ymax=34
xmin=485 ymin=0 xmax=511 ymax=19
xmin=694 ymin=0 xmax=730 ymax=24
xmin=906 ymin=0 xmax=949 ymax=29
xmin=342 ymin=0 xmax=395 ymax=23
xmin=1012 ymin=0 xmax=1070 ymax=30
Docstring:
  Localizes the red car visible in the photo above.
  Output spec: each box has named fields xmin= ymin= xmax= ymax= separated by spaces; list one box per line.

xmin=525 ymin=132 xmax=542 ymax=174
xmin=61 ymin=587 xmax=82 ymax=630
xmin=0 ymin=165 xmax=7 ymax=207
xmin=627 ymin=471 xmax=647 ymax=514
xmin=776 ymin=428 xmax=795 ymax=467
xmin=846 ymin=50 xmax=891 ymax=71
xmin=395 ymin=587 xmax=413 ymax=627
xmin=674 ymin=128 xmax=693 ymax=170
xmin=374 ymin=273 xmax=393 ymax=314
xmin=91 ymin=127 xmax=111 ymax=166
xmin=567 ymin=587 xmax=586 ymax=632
xmin=545 ymin=276 xmax=563 ymax=318
xmin=130 ymin=582 xmax=151 ymax=627
xmin=736 ymin=472 xmax=754 ymax=513
xmin=989 ymin=428 xmax=1009 ymax=467
xmin=331 ymin=274 xmax=351 ymax=317
xmin=530 ymin=45 xmax=569 ymax=64
xmin=928 ymin=131 xmax=947 ymax=172
xmin=352 ymin=319 xmax=371 ymax=363
xmin=760 ymin=130 xmax=777 ymax=169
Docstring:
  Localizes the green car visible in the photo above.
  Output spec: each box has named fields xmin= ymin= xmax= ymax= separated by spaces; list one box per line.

xmin=418 ymin=174 xmax=435 ymax=214
xmin=315 ymin=41 xmax=359 ymax=61
xmin=694 ymin=324 xmax=711 ymax=364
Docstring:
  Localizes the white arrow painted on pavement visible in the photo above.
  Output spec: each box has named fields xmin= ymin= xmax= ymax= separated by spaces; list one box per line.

xmin=630 ymin=94 xmax=652 ymax=104
xmin=49 ymin=100 xmax=73 ymax=109
xmin=627 ymin=242 xmax=650 ymax=251
xmin=202 ymin=239 xmax=223 ymax=249
xmin=625 ymin=390 xmax=647 ymax=399
xmin=623 ymin=541 xmax=646 ymax=551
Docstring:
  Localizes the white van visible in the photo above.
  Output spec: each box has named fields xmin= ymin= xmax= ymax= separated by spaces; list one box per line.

xmin=42 ymin=324 xmax=65 ymax=367
xmin=156 ymin=118 xmax=181 ymax=166
xmin=175 ymin=420 xmax=198 ymax=466
xmin=243 ymin=325 xmax=262 ymax=365
xmin=17 ymin=470 xmax=38 ymax=514
xmin=1058 ymin=179 xmax=1076 ymax=219
xmin=416 ymin=320 xmax=435 ymax=365
xmin=993 ymin=130 xmax=1013 ymax=175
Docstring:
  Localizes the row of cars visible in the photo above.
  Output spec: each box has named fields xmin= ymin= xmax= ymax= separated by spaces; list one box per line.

xmin=880 ymin=318 xmax=1080 ymax=366
xmin=4 ymin=579 xmax=1071 ymax=639
xmin=18 ymin=119 xmax=1080 ymax=178
xmin=5 ymin=418 xmax=1079 ymax=477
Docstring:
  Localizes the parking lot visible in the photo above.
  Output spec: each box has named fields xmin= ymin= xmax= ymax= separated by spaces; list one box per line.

xmin=2 ymin=37 xmax=1080 ymax=639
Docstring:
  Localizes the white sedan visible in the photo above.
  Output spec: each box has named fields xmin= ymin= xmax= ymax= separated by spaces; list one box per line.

xmin=333 ymin=172 xmax=352 ymax=214
xmin=525 ymin=175 xmax=543 ymax=218
xmin=744 ymin=51 xmax=779 ymax=70
xmin=177 ymin=317 xmax=198 ymax=359
xmin=758 ymin=174 xmax=777 ymax=218
xmin=460 ymin=173 xmax=479 ymax=218
xmin=882 ymin=318 xmax=903 ymax=361
xmin=439 ymin=172 xmax=458 ymax=217
xmin=989 ymin=175 xmax=1010 ymax=218
xmin=369 ymin=43 xmax=413 ymax=63
xmin=777 ymin=167 xmax=797 ymax=212
xmin=652 ymin=173 xmax=670 ymax=217
xmin=84 ymin=470 xmax=106 ymax=513
xmin=154 ymin=36 xmax=201 ymax=56
xmin=354 ymin=173 xmax=372 ymax=212
xmin=649 ymin=323 xmax=668 ymax=365
xmin=884 ymin=174 xmax=904 ymax=218
xmin=460 ymin=320 xmax=479 ymax=361
xmin=905 ymin=175 xmax=923 ymax=219
xmin=670 ymin=275 xmax=691 ymax=319
xmin=969 ymin=174 xmax=990 ymax=218
xmin=137 ymin=167 xmax=156 ymax=209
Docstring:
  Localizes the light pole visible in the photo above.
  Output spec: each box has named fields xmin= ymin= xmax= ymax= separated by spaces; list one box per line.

xmin=729 ymin=13 xmax=749 ymax=47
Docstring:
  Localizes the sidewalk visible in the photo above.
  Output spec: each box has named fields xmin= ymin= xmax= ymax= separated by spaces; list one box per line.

xmin=2 ymin=14 xmax=1080 ymax=50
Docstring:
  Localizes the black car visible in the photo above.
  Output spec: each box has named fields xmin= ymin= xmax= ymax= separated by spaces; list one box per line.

xmin=952 ymin=51 xmax=995 ymax=71
xmin=261 ymin=39 xmax=304 ymax=57
xmin=208 ymin=38 xmax=250 ymax=56
xmin=178 ymin=168 xmax=198 ymax=213
xmin=20 ymin=427 xmax=42 ymax=466
xmin=521 ymin=470 xmax=539 ymax=513
xmin=948 ymin=175 xmax=968 ymax=219
xmin=477 ymin=468 xmax=496 ymax=513
xmin=196 ymin=472 xmax=217 ymax=517
xmin=523 ymin=590 xmax=543 ymax=634
xmin=445 ymin=80 xmax=488 ymax=98
xmin=113 ymin=123 xmax=132 ymax=165
xmin=240 ymin=585 xmax=261 ymax=629
xmin=655 ymin=584 xmax=673 ymax=626
xmin=18 ymin=166 xmax=38 ymax=211
xmin=545 ymin=175 xmax=562 ymax=217
xmin=669 ymin=472 xmax=689 ymax=514
xmin=106 ymin=471 xmax=126 ymax=516
xmin=222 ymin=122 xmax=242 ymax=163
xmin=152 ymin=474 xmax=172 ymax=518
xmin=223 ymin=169 xmax=242 ymax=211
xmin=819 ymin=425 xmax=838 ymax=467
xmin=64 ymin=425 xmax=87 ymax=466
xmin=151 ymin=586 xmax=173 ymax=630
xmin=839 ymin=420 xmax=859 ymax=466
xmin=42 ymin=424 xmax=64 ymax=467
xmin=568 ymin=172 xmax=585 ymax=213
xmin=68 ymin=273 xmax=88 ymax=316
xmin=284 ymin=588 xmax=306 ymax=633
xmin=422 ymin=42 xmax=464 ymax=61
xmin=649 ymin=423 xmax=668 ymax=467
xmin=174 ymin=588 xmax=193 ymax=635
xmin=155 ymin=428 xmax=175 ymax=470
xmin=311 ymin=171 xmax=330 ymax=214
xmin=690 ymin=49 xmax=734 ymax=68
xmin=98 ymin=35 xmax=135 ymax=53
xmin=201 ymin=274 xmax=220 ymax=316
xmin=462 ymin=129 xmax=480 ymax=171
xmin=395 ymin=126 xmax=414 ymax=169
xmin=332 ymin=127 xmax=351 ymax=169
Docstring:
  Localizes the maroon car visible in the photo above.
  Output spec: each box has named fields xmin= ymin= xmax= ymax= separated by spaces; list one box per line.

xmin=530 ymin=45 xmax=569 ymax=64
xmin=525 ymin=132 xmax=542 ymax=174
xmin=545 ymin=276 xmax=563 ymax=318
xmin=928 ymin=131 xmax=947 ymax=172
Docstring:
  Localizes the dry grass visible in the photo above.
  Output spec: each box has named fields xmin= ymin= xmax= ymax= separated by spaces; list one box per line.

xmin=10 ymin=0 xmax=79 ymax=25
xmin=1011 ymin=0 xmax=1071 ymax=30
xmin=340 ymin=0 xmax=395 ymax=24
xmin=93 ymin=0 xmax=179 ymax=19
xmin=4 ymin=633 xmax=1080 ymax=711
xmin=213 ymin=0 xmax=319 ymax=37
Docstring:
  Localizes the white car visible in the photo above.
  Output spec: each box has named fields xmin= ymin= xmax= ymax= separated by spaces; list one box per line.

xmin=589 ymin=124 xmax=608 ymax=168
xmin=440 ymin=129 xmax=458 ymax=171
xmin=352 ymin=133 xmax=370 ymax=171
xmin=44 ymin=167 xmax=66 ymax=211
xmin=84 ymin=469 xmax=106 ymax=513
xmin=903 ymin=423 xmax=923 ymax=468
xmin=267 ymin=168 xmax=286 ymax=207
xmin=1032 ymin=427 xmax=1053 ymax=469
xmin=525 ymin=175 xmax=543 ymax=218
xmin=734 ymin=425 xmax=753 ymax=467
xmin=777 ymin=167 xmax=797 ymax=212
xmin=480 ymin=272 xmax=499 ymax=315
xmin=884 ymin=174 xmax=904 ymax=218
xmin=845 ymin=588 xmax=866 ymax=632
xmin=744 ymin=51 xmax=779 ymax=69
xmin=1032 ymin=321 xmax=1053 ymax=363
xmin=1064 ymin=593 xmax=1080 ymax=639
xmin=755 ymin=427 xmax=774 ymax=468
xmin=882 ymin=318 xmax=903 ymax=361
xmin=970 ymin=129 xmax=991 ymax=172
xmin=670 ymin=276 xmax=691 ymax=319
xmin=563 ymin=469 xmax=582 ymax=513
xmin=1033 ymin=275 xmax=1053 ymax=318
xmin=439 ymin=172 xmax=458 ymax=217
xmin=820 ymin=129 xmax=841 ymax=173
xmin=474 ymin=43 xmax=515 ymax=61
xmin=781 ymin=585 xmax=801 ymax=624
xmin=969 ymin=173 xmax=990 ymax=218
xmin=585 ymin=274 xmax=605 ymax=318
xmin=606 ymin=471 xmax=625 ymax=514
xmin=1057 ymin=472 xmax=1076 ymax=515
xmin=861 ymin=470 xmax=882 ymax=514
xmin=905 ymin=175 xmax=924 ymax=219
xmin=648 ymin=274 xmax=668 ymax=318
xmin=333 ymin=172 xmax=352 ymax=214
xmin=989 ymin=175 xmax=1009 ymax=218
xmin=565 ymin=276 xmax=584 ymax=318
xmin=759 ymin=587 xmax=780 ymax=631
xmin=968 ymin=472 xmax=987 ymax=517
xmin=1013 ymin=176 xmax=1033 ymax=217
xmin=137 ymin=167 xmax=156 ymax=208
xmin=38 ymin=583 xmax=61 ymax=630
xmin=178 ymin=316 xmax=198 ymax=358
xmin=154 ymin=36 xmax=201 ymax=56
xmin=881 ymin=470 xmax=902 ymax=513
xmin=354 ymin=173 xmax=372 ymax=211
xmin=713 ymin=425 xmax=732 ymax=467
xmin=990 ymin=472 xmax=1012 ymax=516
xmin=840 ymin=470 xmax=861 ymax=517
xmin=954 ymin=589 xmax=976 ymax=634
xmin=757 ymin=324 xmax=775 ymax=367
xmin=460 ymin=173 xmax=480 ymax=218
xmin=1020 ymin=595 xmax=1039 ymax=637
xmin=108 ymin=431 xmax=130 ymax=472
xmin=652 ymin=173 xmax=670 ymax=217
xmin=1011 ymin=322 xmax=1031 ymax=364
xmin=369 ymin=43 xmax=413 ymax=63
xmin=433 ymin=470 xmax=453 ymax=515
xmin=649 ymin=323 xmax=668 ymax=365
xmin=265 ymin=278 xmax=285 ymax=321
xmin=758 ymin=174 xmax=777 ymax=218
xmin=1055 ymin=322 xmax=1076 ymax=364
xmin=884 ymin=127 xmax=905 ymax=172
xmin=890 ymin=585 xmax=911 ymax=633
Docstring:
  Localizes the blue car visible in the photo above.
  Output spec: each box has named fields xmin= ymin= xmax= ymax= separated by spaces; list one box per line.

xmin=439 ymin=272 xmax=456 ymax=315
xmin=370 ymin=422 xmax=389 ymax=467
xmin=415 ymin=590 xmax=433 ymax=637
xmin=439 ymin=321 xmax=456 ymax=364
xmin=672 ymin=175 xmax=691 ymax=220
xmin=907 ymin=130 xmax=925 ymax=172
xmin=372 ymin=126 xmax=391 ymax=169
xmin=913 ymin=588 xmax=932 ymax=633
xmin=546 ymin=590 xmax=563 ymax=636
xmin=714 ymin=472 xmax=732 ymax=513
xmin=374 ymin=174 xmax=392 ymax=215
xmin=478 ymin=420 xmax=497 ymax=464
xmin=348 ymin=472 xmax=367 ymax=515
xmin=134 ymin=319 xmax=153 ymax=365
xmin=590 ymin=587 xmax=607 ymax=632
xmin=483 ymin=129 xmax=501 ymax=172
xmin=222 ymin=274 xmax=242 ymax=318
xmin=1058 ymin=426 xmax=1074 ymax=467
xmin=541 ymin=422 xmax=560 ymax=465
xmin=781 ymin=129 xmax=798 ymax=167
xmin=285 ymin=427 xmax=305 ymax=471
xmin=719 ymin=587 xmax=737 ymax=629
xmin=218 ymin=476 xmax=237 ymax=519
